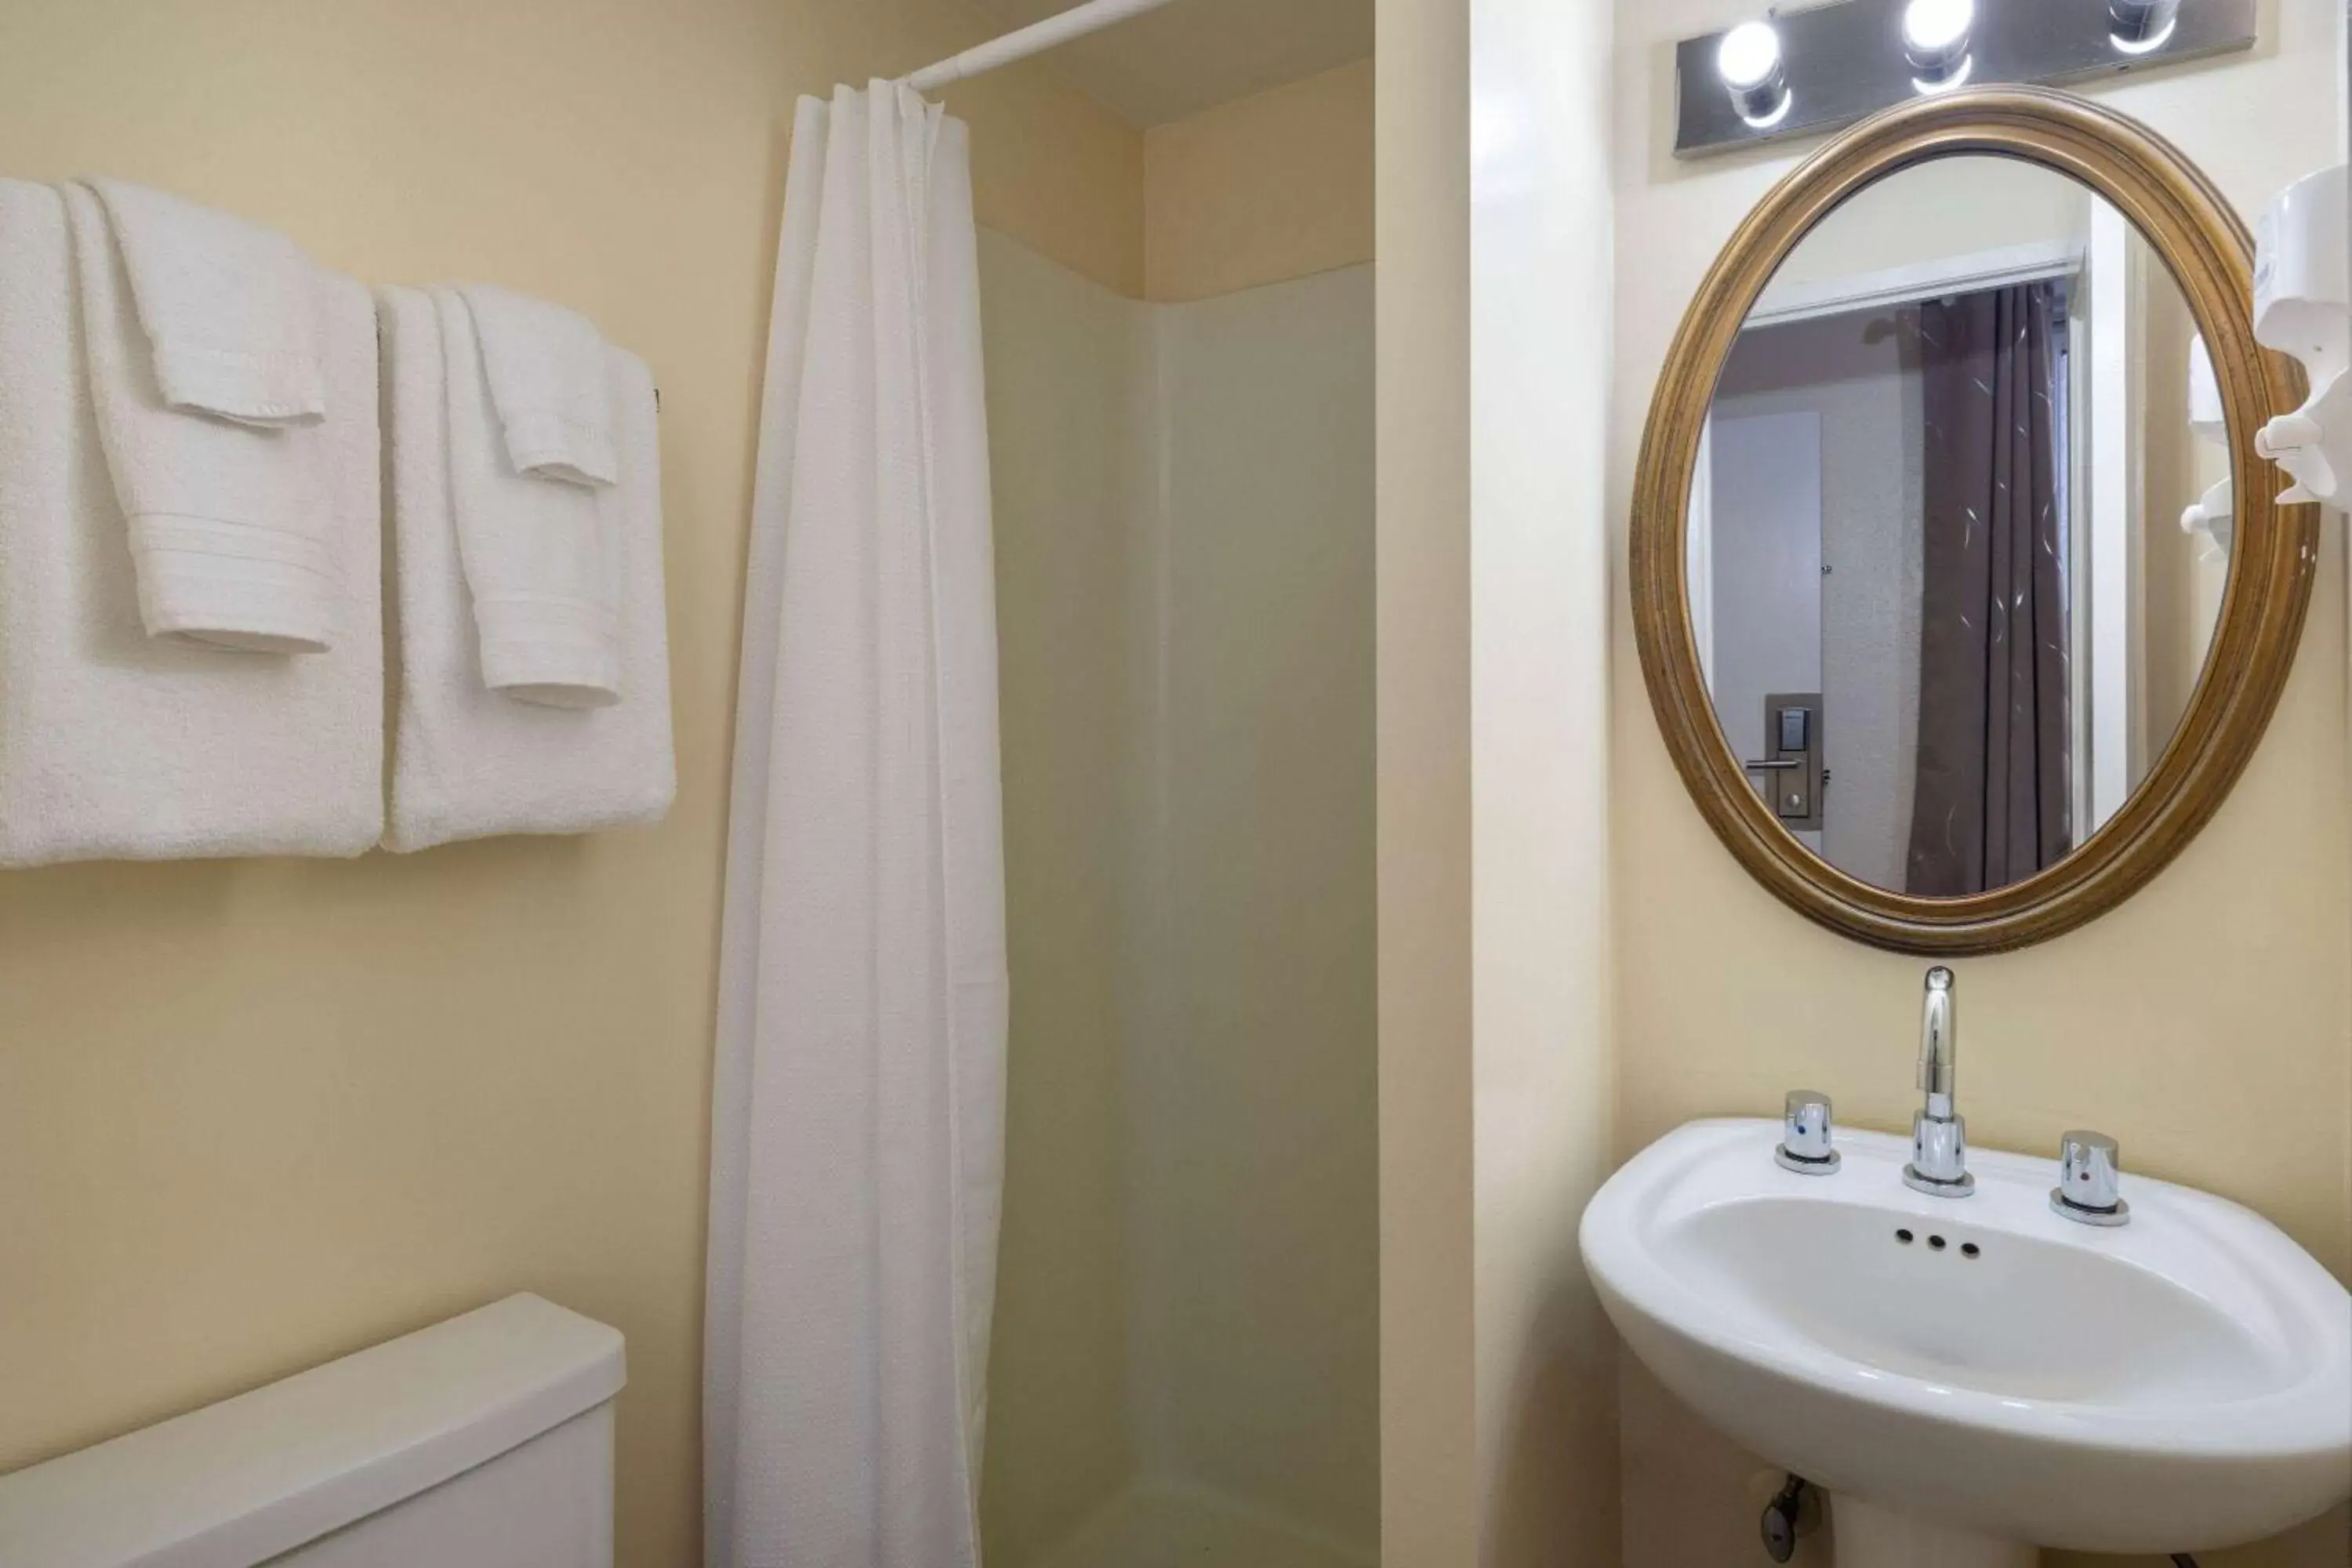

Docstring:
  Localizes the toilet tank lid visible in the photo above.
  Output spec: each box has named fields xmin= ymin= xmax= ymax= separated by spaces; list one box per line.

xmin=0 ymin=1294 xmax=625 ymax=1568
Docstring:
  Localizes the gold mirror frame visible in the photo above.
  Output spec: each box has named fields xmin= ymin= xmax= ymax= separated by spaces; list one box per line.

xmin=1632 ymin=87 xmax=2318 ymax=954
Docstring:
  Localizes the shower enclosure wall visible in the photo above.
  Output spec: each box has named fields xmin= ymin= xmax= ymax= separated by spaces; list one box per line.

xmin=978 ymin=229 xmax=1378 ymax=1568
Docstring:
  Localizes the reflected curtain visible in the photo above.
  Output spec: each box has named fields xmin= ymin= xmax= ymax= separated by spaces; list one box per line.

xmin=1905 ymin=282 xmax=2071 ymax=896
xmin=705 ymin=83 xmax=1008 ymax=1568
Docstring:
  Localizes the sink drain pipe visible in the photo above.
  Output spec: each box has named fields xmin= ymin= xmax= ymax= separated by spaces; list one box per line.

xmin=1755 ymin=1479 xmax=2203 ymax=1566
xmin=1759 ymin=1475 xmax=1809 ymax=1562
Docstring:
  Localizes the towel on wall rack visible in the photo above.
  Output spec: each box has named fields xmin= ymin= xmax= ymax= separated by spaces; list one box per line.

xmin=85 ymin=176 xmax=326 ymax=427
xmin=457 ymin=281 xmax=617 ymax=487
xmin=434 ymin=287 xmax=625 ymax=707
xmin=66 ymin=183 xmax=345 ymax=655
xmin=0 ymin=180 xmax=383 ymax=868
xmin=377 ymin=285 xmax=674 ymax=851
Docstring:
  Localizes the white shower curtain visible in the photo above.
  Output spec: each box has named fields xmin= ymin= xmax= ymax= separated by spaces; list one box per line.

xmin=705 ymin=82 xmax=1007 ymax=1568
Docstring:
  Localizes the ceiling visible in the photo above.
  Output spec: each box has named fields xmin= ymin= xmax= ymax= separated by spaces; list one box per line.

xmin=963 ymin=0 xmax=1372 ymax=127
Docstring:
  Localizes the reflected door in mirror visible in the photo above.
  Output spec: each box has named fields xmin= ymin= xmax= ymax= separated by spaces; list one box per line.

xmin=1688 ymin=154 xmax=2229 ymax=898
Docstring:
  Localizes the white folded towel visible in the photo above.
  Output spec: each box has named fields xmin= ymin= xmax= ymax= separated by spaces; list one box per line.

xmin=379 ymin=285 xmax=674 ymax=852
xmin=0 ymin=180 xmax=382 ymax=868
xmin=458 ymin=282 xmax=617 ymax=487
xmin=434 ymin=287 xmax=624 ymax=707
xmin=66 ymin=182 xmax=342 ymax=654
xmin=86 ymin=176 xmax=325 ymax=427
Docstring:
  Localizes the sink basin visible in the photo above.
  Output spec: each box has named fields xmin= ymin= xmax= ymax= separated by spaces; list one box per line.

xmin=1581 ymin=1119 xmax=2352 ymax=1563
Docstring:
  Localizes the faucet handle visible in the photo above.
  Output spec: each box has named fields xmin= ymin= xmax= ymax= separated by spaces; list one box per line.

xmin=2051 ymin=1130 xmax=2130 ymax=1226
xmin=1776 ymin=1089 xmax=1841 ymax=1174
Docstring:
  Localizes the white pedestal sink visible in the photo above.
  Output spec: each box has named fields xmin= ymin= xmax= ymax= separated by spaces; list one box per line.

xmin=1580 ymin=1119 xmax=2352 ymax=1566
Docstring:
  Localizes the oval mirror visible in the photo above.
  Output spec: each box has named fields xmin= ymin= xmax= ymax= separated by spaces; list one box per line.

xmin=1633 ymin=89 xmax=2318 ymax=953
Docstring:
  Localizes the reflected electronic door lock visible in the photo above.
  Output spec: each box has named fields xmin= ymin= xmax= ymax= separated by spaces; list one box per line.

xmin=1742 ymin=694 xmax=1823 ymax=829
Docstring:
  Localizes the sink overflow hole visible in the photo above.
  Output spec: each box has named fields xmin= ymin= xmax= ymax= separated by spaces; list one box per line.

xmin=1895 ymin=1227 xmax=1981 ymax=1257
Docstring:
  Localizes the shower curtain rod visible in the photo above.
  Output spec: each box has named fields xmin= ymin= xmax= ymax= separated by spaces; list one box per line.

xmin=905 ymin=0 xmax=1182 ymax=93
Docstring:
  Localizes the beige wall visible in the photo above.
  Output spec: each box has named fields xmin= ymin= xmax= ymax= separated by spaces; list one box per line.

xmin=0 ymin=5 xmax=1140 ymax=1566
xmin=1375 ymin=0 xmax=1624 ymax=1559
xmin=1144 ymin=59 xmax=1373 ymax=303
xmin=1468 ymin=0 xmax=1620 ymax=1561
xmin=1610 ymin=2 xmax=2351 ymax=1566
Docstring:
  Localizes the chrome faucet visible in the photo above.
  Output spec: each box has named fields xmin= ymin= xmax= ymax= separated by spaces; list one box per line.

xmin=1902 ymin=966 xmax=1974 ymax=1196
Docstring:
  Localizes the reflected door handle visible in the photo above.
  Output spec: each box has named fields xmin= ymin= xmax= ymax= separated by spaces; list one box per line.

xmin=1743 ymin=758 xmax=1802 ymax=771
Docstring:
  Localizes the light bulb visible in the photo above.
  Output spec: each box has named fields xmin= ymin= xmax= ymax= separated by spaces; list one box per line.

xmin=1903 ymin=0 xmax=1973 ymax=53
xmin=1903 ymin=0 xmax=1974 ymax=89
xmin=1717 ymin=20 xmax=1791 ymax=128
xmin=2108 ymin=0 xmax=2181 ymax=54
xmin=1718 ymin=20 xmax=1781 ymax=89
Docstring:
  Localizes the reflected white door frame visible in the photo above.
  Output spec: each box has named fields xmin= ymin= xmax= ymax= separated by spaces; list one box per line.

xmin=2085 ymin=203 xmax=2140 ymax=828
xmin=1689 ymin=419 xmax=1715 ymax=688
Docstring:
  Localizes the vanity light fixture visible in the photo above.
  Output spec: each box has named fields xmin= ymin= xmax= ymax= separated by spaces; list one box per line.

xmin=2108 ymin=0 xmax=2183 ymax=55
xmin=1674 ymin=0 xmax=2254 ymax=158
xmin=1718 ymin=20 xmax=1793 ymax=129
xmin=1901 ymin=0 xmax=1975 ymax=92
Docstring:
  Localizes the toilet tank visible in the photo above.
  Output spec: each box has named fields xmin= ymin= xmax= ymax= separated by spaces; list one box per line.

xmin=0 ymin=1294 xmax=624 ymax=1568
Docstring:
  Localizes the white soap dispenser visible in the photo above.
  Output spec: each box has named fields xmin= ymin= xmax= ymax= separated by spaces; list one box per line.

xmin=2251 ymin=163 xmax=2350 ymax=504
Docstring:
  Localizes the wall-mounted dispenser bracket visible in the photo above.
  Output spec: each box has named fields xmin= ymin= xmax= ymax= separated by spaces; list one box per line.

xmin=2251 ymin=164 xmax=2350 ymax=505
xmin=2181 ymin=476 xmax=2235 ymax=560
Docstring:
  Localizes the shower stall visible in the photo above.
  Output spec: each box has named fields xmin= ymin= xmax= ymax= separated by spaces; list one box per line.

xmin=703 ymin=4 xmax=1378 ymax=1561
xmin=977 ymin=192 xmax=1377 ymax=1568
